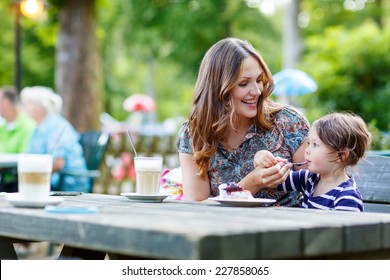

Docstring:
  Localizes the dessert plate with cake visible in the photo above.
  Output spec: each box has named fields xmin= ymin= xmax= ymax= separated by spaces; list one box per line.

xmin=208 ymin=182 xmax=276 ymax=207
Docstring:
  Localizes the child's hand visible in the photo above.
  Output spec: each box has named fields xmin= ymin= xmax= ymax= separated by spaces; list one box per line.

xmin=254 ymin=150 xmax=288 ymax=168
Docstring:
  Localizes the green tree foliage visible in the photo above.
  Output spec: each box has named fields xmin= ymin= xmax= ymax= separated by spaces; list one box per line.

xmin=114 ymin=0 xmax=278 ymax=72
xmin=301 ymin=0 xmax=385 ymax=33
xmin=0 ymin=2 xmax=14 ymax=86
xmin=301 ymin=21 xmax=390 ymax=131
xmin=1 ymin=0 xmax=57 ymax=89
xmin=1 ymin=0 xmax=281 ymax=122
xmin=4 ymin=0 xmax=389 ymax=137
xmin=99 ymin=0 xmax=280 ymax=121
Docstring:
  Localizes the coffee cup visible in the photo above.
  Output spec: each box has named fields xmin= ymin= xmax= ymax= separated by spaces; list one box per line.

xmin=134 ymin=157 xmax=163 ymax=194
xmin=18 ymin=154 xmax=53 ymax=201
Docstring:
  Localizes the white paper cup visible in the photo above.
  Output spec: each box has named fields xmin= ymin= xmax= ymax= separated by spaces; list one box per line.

xmin=134 ymin=157 xmax=163 ymax=194
xmin=18 ymin=154 xmax=53 ymax=201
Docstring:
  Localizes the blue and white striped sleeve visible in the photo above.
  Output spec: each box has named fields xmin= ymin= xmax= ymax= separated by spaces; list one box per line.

xmin=277 ymin=169 xmax=309 ymax=193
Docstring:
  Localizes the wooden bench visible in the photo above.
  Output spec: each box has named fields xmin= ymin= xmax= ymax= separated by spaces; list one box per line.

xmin=352 ymin=155 xmax=390 ymax=213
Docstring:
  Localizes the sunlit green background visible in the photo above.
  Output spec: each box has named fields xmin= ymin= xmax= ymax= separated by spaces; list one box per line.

xmin=1 ymin=0 xmax=390 ymax=148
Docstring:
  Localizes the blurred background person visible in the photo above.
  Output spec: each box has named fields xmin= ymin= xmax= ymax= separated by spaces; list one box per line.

xmin=0 ymin=86 xmax=36 ymax=192
xmin=21 ymin=86 xmax=89 ymax=192
xmin=0 ymin=86 xmax=36 ymax=153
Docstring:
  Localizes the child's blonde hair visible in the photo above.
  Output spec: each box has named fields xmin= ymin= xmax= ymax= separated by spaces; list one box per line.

xmin=312 ymin=112 xmax=371 ymax=168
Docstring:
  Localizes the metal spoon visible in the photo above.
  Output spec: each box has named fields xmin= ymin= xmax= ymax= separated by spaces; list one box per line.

xmin=291 ymin=160 xmax=308 ymax=166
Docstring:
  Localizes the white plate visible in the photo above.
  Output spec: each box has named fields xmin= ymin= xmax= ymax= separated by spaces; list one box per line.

xmin=208 ymin=197 xmax=276 ymax=207
xmin=120 ymin=193 xmax=169 ymax=203
xmin=5 ymin=194 xmax=64 ymax=208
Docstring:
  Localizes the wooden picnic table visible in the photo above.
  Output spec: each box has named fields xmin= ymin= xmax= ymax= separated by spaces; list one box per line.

xmin=1 ymin=193 xmax=390 ymax=260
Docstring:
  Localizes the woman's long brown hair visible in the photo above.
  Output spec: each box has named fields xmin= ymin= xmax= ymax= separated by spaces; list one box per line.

xmin=189 ymin=38 xmax=282 ymax=178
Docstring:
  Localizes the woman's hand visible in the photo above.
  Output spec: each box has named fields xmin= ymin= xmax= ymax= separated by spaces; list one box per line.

xmin=254 ymin=150 xmax=287 ymax=168
xmin=240 ymin=161 xmax=292 ymax=194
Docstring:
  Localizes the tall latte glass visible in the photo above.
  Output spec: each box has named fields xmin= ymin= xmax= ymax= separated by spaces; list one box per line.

xmin=134 ymin=157 xmax=163 ymax=194
xmin=18 ymin=154 xmax=53 ymax=201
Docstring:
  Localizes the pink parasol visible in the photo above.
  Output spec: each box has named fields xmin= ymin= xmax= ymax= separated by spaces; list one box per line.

xmin=123 ymin=94 xmax=156 ymax=112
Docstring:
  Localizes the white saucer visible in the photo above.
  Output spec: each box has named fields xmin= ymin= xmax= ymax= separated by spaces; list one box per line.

xmin=5 ymin=194 xmax=64 ymax=208
xmin=120 ymin=193 xmax=169 ymax=203
xmin=208 ymin=197 xmax=276 ymax=207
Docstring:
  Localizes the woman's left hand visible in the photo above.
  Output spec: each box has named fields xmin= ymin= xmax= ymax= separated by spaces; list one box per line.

xmin=254 ymin=150 xmax=288 ymax=168
xmin=240 ymin=161 xmax=292 ymax=194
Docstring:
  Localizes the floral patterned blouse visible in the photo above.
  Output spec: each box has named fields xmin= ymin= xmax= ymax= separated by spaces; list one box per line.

xmin=177 ymin=106 xmax=310 ymax=206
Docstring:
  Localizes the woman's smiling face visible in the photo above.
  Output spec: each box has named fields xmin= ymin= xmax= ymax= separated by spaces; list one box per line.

xmin=231 ymin=55 xmax=264 ymax=126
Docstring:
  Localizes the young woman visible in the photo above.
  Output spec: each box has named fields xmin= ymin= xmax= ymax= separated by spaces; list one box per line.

xmin=178 ymin=37 xmax=309 ymax=205
xmin=254 ymin=112 xmax=371 ymax=212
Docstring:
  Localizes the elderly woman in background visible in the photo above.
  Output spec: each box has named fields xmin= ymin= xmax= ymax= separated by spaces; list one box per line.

xmin=21 ymin=86 xmax=89 ymax=192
